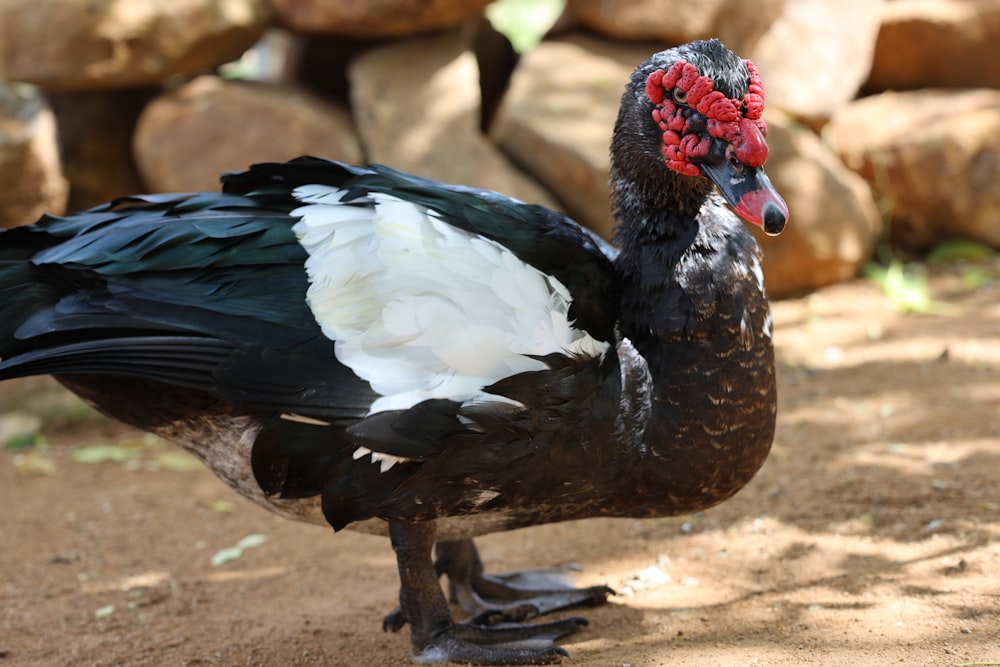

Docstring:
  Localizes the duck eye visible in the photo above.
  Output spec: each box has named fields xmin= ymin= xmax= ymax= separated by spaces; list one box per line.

xmin=673 ymin=88 xmax=687 ymax=105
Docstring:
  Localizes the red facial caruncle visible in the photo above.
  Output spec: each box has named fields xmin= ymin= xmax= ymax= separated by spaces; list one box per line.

xmin=645 ymin=59 xmax=769 ymax=176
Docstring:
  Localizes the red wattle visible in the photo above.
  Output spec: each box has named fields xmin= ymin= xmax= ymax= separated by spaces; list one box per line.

xmin=734 ymin=118 xmax=768 ymax=167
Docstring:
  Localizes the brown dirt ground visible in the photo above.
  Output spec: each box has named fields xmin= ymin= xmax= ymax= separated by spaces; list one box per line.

xmin=1 ymin=268 xmax=999 ymax=667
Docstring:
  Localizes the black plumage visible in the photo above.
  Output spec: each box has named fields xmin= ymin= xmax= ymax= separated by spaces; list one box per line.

xmin=0 ymin=39 xmax=787 ymax=664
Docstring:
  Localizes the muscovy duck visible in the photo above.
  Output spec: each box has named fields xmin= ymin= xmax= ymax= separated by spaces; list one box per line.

xmin=0 ymin=39 xmax=786 ymax=664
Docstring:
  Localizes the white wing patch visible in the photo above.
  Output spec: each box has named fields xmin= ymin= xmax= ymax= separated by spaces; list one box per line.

xmin=750 ymin=256 xmax=765 ymax=294
xmin=291 ymin=184 xmax=609 ymax=416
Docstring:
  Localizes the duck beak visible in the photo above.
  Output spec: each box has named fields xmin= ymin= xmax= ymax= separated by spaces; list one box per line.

xmin=699 ymin=138 xmax=788 ymax=236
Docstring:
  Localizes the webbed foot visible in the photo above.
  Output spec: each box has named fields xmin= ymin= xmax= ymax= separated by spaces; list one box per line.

xmin=388 ymin=522 xmax=601 ymax=664
xmin=413 ymin=616 xmax=587 ymax=665
xmin=436 ymin=539 xmax=614 ymax=623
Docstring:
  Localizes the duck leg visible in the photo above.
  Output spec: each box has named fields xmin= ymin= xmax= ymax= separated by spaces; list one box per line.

xmin=435 ymin=539 xmax=614 ymax=624
xmin=388 ymin=521 xmax=587 ymax=665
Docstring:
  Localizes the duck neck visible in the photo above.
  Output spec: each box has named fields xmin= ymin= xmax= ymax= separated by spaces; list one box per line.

xmin=608 ymin=169 xmax=777 ymax=516
xmin=609 ymin=164 xmax=719 ymax=361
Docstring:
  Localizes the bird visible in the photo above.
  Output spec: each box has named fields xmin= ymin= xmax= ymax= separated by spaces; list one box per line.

xmin=0 ymin=38 xmax=787 ymax=665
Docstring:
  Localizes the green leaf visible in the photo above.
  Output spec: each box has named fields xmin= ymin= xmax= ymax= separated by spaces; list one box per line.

xmin=12 ymin=452 xmax=56 ymax=476
xmin=210 ymin=547 xmax=244 ymax=567
xmin=960 ymin=266 xmax=994 ymax=291
xmin=0 ymin=413 xmax=42 ymax=449
xmin=236 ymin=534 xmax=268 ymax=550
xmin=150 ymin=451 xmax=204 ymax=472
xmin=72 ymin=444 xmax=142 ymax=464
xmin=3 ymin=432 xmax=38 ymax=450
xmin=211 ymin=533 xmax=269 ymax=567
xmin=865 ymin=260 xmax=940 ymax=314
xmin=927 ymin=239 xmax=997 ymax=263
xmin=94 ymin=604 xmax=116 ymax=619
xmin=209 ymin=500 xmax=237 ymax=513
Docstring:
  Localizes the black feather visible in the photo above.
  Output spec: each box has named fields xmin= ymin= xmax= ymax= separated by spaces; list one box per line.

xmin=252 ymin=416 xmax=349 ymax=498
xmin=346 ymin=399 xmax=478 ymax=460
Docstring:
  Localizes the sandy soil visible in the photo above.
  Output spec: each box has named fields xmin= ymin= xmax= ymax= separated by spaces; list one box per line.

xmin=1 ymin=269 xmax=999 ymax=667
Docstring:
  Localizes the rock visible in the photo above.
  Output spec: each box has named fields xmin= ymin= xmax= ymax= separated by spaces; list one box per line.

xmin=273 ymin=0 xmax=492 ymax=38
xmin=286 ymin=18 xmax=516 ymax=128
xmin=0 ymin=0 xmax=270 ymax=91
xmin=750 ymin=115 xmax=882 ymax=297
xmin=491 ymin=35 xmax=651 ymax=239
xmin=133 ymin=76 xmax=362 ymax=193
xmin=565 ymin=0 xmax=783 ymax=54
xmin=0 ymin=84 xmax=68 ymax=227
xmin=349 ymin=26 xmax=559 ymax=209
xmin=826 ymin=89 xmax=1000 ymax=251
xmin=750 ymin=0 xmax=884 ymax=122
xmin=47 ymin=90 xmax=150 ymax=211
xmin=865 ymin=0 xmax=1000 ymax=92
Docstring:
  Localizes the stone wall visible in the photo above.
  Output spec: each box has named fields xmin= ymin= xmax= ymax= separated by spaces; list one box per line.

xmin=1 ymin=0 xmax=997 ymax=296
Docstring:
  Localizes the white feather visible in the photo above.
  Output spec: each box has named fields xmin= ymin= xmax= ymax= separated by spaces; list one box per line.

xmin=291 ymin=185 xmax=609 ymax=415
xmin=750 ymin=256 xmax=765 ymax=293
xmin=352 ymin=446 xmax=408 ymax=473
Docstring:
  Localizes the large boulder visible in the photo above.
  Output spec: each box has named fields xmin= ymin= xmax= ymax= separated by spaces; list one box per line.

xmin=272 ymin=0 xmax=492 ymax=38
xmin=133 ymin=76 xmax=362 ymax=193
xmin=750 ymin=0 xmax=884 ymax=122
xmin=565 ymin=0 xmax=783 ymax=54
xmin=0 ymin=0 xmax=270 ymax=91
xmin=826 ymin=88 xmax=1000 ymax=251
xmin=752 ymin=115 xmax=882 ymax=297
xmin=865 ymin=0 xmax=1000 ymax=92
xmin=0 ymin=85 xmax=68 ymax=227
xmin=348 ymin=26 xmax=559 ymax=208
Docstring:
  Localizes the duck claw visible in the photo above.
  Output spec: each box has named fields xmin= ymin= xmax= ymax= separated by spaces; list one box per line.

xmin=413 ymin=617 xmax=587 ymax=665
xmin=436 ymin=540 xmax=614 ymax=622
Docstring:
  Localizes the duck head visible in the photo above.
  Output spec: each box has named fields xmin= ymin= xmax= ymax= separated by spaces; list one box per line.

xmin=638 ymin=39 xmax=788 ymax=235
